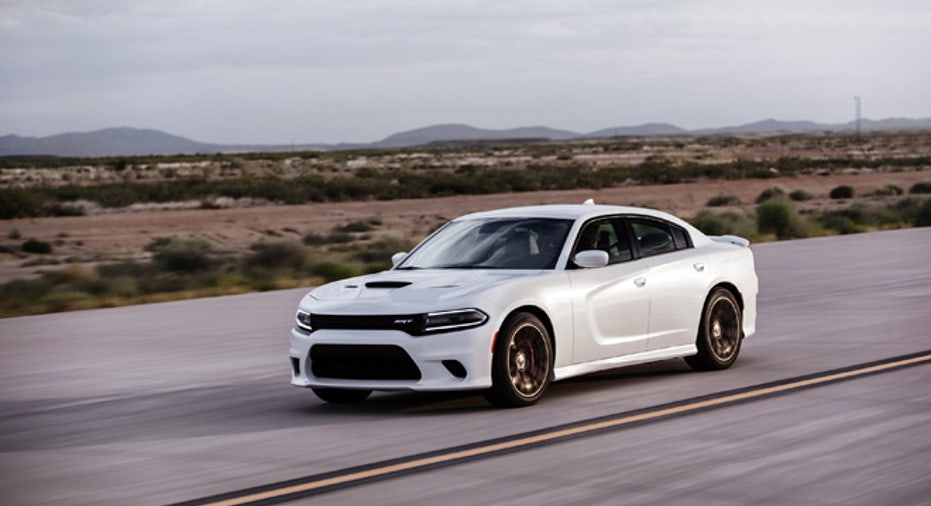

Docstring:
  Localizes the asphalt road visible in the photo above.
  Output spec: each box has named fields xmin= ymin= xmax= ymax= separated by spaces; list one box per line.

xmin=1 ymin=227 xmax=929 ymax=505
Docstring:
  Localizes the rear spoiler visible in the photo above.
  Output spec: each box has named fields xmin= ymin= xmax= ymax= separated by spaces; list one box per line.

xmin=709 ymin=235 xmax=750 ymax=248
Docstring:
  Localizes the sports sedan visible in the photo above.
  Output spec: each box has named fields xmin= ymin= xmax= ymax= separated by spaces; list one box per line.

xmin=290 ymin=202 xmax=758 ymax=407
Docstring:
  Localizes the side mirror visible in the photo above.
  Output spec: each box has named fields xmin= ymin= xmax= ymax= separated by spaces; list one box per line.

xmin=391 ymin=252 xmax=408 ymax=267
xmin=574 ymin=250 xmax=609 ymax=269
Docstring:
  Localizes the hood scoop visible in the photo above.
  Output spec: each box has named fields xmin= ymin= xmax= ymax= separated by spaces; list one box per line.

xmin=365 ymin=281 xmax=412 ymax=289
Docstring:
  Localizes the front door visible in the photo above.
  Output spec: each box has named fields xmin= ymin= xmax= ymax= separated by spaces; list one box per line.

xmin=567 ymin=218 xmax=650 ymax=363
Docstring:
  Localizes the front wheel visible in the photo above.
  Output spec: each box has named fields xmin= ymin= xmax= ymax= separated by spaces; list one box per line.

xmin=484 ymin=312 xmax=553 ymax=408
xmin=312 ymin=387 xmax=372 ymax=403
xmin=685 ymin=288 xmax=742 ymax=371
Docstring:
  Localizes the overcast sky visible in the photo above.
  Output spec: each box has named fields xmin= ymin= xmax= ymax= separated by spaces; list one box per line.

xmin=2 ymin=0 xmax=929 ymax=144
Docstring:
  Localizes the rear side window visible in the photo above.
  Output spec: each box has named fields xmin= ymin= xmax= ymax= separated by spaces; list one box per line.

xmin=628 ymin=218 xmax=691 ymax=257
xmin=671 ymin=225 xmax=691 ymax=249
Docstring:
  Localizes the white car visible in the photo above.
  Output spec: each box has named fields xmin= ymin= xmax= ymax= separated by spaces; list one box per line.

xmin=290 ymin=202 xmax=758 ymax=407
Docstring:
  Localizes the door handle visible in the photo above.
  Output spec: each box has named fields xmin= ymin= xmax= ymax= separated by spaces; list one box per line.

xmin=634 ymin=277 xmax=646 ymax=287
xmin=693 ymin=263 xmax=705 ymax=272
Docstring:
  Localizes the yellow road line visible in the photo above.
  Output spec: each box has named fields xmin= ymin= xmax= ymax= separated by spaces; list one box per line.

xmin=201 ymin=352 xmax=931 ymax=506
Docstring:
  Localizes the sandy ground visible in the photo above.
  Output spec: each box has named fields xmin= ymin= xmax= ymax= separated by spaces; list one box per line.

xmin=1 ymin=170 xmax=928 ymax=283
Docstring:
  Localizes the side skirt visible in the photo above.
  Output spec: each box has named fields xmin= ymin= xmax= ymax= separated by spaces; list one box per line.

xmin=553 ymin=344 xmax=697 ymax=382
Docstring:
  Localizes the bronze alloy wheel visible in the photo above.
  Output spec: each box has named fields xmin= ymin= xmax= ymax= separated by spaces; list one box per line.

xmin=486 ymin=312 xmax=553 ymax=407
xmin=685 ymin=288 xmax=743 ymax=371
xmin=508 ymin=321 xmax=550 ymax=399
xmin=707 ymin=293 xmax=740 ymax=362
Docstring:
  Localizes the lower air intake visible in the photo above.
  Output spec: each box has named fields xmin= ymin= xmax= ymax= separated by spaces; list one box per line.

xmin=310 ymin=344 xmax=422 ymax=380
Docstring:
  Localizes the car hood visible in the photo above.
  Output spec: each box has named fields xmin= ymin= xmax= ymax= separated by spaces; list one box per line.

xmin=305 ymin=269 xmax=541 ymax=313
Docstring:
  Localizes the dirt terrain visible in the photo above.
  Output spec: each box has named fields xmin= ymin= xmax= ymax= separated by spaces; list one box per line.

xmin=2 ymin=169 xmax=927 ymax=283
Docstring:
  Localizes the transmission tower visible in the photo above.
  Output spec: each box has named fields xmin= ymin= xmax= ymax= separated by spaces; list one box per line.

xmin=854 ymin=96 xmax=862 ymax=137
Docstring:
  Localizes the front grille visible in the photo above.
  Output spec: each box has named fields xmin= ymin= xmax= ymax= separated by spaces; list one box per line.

xmin=311 ymin=314 xmax=424 ymax=335
xmin=310 ymin=344 xmax=422 ymax=380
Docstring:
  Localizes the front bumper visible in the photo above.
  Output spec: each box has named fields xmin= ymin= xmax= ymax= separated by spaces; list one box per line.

xmin=289 ymin=324 xmax=496 ymax=391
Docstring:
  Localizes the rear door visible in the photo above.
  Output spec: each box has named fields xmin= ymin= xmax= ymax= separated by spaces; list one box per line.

xmin=627 ymin=218 xmax=711 ymax=350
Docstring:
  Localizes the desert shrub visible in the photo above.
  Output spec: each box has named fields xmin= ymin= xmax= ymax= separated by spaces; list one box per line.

xmin=0 ymin=189 xmax=46 ymax=219
xmin=110 ymin=159 xmax=131 ymax=172
xmin=829 ymin=185 xmax=855 ymax=199
xmin=95 ymin=275 xmax=140 ymax=297
xmin=706 ymin=194 xmax=741 ymax=207
xmin=757 ymin=199 xmax=809 ymax=239
xmin=0 ymin=278 xmax=52 ymax=314
xmin=755 ymin=186 xmax=786 ymax=203
xmin=146 ymin=273 xmax=191 ymax=293
xmin=146 ymin=237 xmax=213 ymax=272
xmin=334 ymin=219 xmax=381 ymax=233
xmin=690 ymin=210 xmax=756 ymax=238
xmin=891 ymin=197 xmax=924 ymax=225
xmin=302 ymin=233 xmax=327 ymax=246
xmin=145 ymin=236 xmax=210 ymax=253
xmin=817 ymin=215 xmax=860 ymax=234
xmin=869 ymin=184 xmax=904 ymax=196
xmin=789 ymin=189 xmax=813 ymax=201
xmin=817 ymin=198 xmax=930 ymax=232
xmin=41 ymin=290 xmax=94 ymax=313
xmin=327 ymin=232 xmax=354 ymax=244
xmin=817 ymin=204 xmax=896 ymax=234
xmin=155 ymin=249 xmax=211 ymax=272
xmin=353 ymin=236 xmax=417 ymax=264
xmin=909 ymin=181 xmax=931 ymax=194
xmin=46 ymin=265 xmax=95 ymax=285
xmin=915 ymin=199 xmax=931 ymax=227
xmin=244 ymin=241 xmax=307 ymax=271
xmin=22 ymin=238 xmax=53 ymax=254
xmin=97 ymin=260 xmax=153 ymax=278
xmin=312 ymin=262 xmax=359 ymax=282
xmin=73 ymin=277 xmax=112 ymax=296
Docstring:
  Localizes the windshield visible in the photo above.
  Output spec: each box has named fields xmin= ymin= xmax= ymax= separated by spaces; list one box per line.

xmin=397 ymin=217 xmax=573 ymax=270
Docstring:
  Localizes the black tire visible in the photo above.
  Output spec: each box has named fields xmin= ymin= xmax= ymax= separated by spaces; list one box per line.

xmin=312 ymin=388 xmax=372 ymax=403
xmin=685 ymin=288 xmax=743 ymax=371
xmin=484 ymin=312 xmax=553 ymax=408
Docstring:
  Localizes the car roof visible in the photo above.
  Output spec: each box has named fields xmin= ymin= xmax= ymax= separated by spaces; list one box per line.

xmin=458 ymin=203 xmax=673 ymax=223
xmin=455 ymin=203 xmax=712 ymax=246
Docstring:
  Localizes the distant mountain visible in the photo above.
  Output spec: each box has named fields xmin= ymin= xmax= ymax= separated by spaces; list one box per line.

xmin=856 ymin=118 xmax=931 ymax=130
xmin=697 ymin=119 xmax=825 ymax=134
xmin=2 ymin=118 xmax=930 ymax=157
xmin=585 ymin=123 xmax=688 ymax=138
xmin=694 ymin=117 xmax=931 ymax=135
xmin=0 ymin=128 xmax=225 ymax=157
xmin=0 ymin=127 xmax=333 ymax=157
xmin=374 ymin=123 xmax=578 ymax=148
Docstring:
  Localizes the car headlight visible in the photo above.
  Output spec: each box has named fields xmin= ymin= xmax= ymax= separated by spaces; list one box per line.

xmin=296 ymin=310 xmax=313 ymax=332
xmin=419 ymin=308 xmax=488 ymax=334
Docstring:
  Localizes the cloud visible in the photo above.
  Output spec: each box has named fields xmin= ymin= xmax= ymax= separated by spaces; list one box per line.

xmin=1 ymin=0 xmax=929 ymax=143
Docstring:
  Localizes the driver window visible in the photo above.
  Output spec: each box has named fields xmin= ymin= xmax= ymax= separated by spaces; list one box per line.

xmin=574 ymin=219 xmax=632 ymax=265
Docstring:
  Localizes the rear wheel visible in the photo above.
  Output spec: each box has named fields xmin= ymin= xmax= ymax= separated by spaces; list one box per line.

xmin=484 ymin=312 xmax=553 ymax=408
xmin=312 ymin=388 xmax=372 ymax=403
xmin=685 ymin=288 xmax=742 ymax=371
